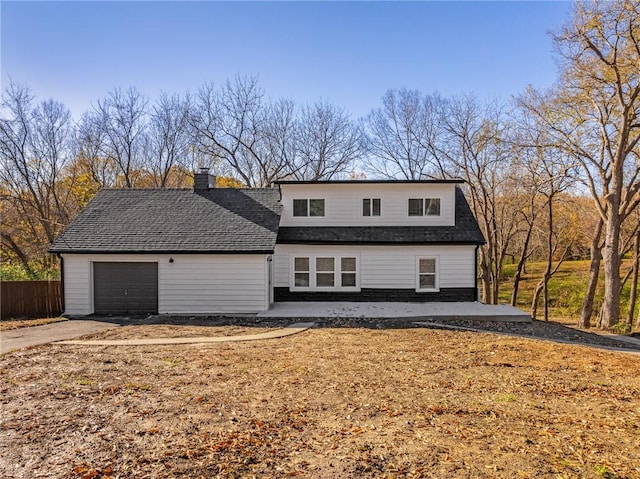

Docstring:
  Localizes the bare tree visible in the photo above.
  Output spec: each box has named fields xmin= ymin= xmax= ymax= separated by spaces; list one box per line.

xmin=261 ymin=98 xmax=299 ymax=181
xmin=0 ymin=82 xmax=75 ymax=271
xmin=527 ymin=150 xmax=576 ymax=321
xmin=294 ymin=101 xmax=363 ymax=180
xmin=506 ymin=164 xmax=542 ymax=307
xmin=364 ymin=88 xmax=447 ymax=179
xmin=76 ymin=111 xmax=119 ymax=188
xmin=145 ymin=92 xmax=193 ymax=187
xmin=523 ymin=0 xmax=640 ymax=327
xmin=438 ymin=95 xmax=516 ymax=304
xmin=192 ymin=76 xmax=281 ymax=187
xmin=92 ymin=87 xmax=148 ymax=187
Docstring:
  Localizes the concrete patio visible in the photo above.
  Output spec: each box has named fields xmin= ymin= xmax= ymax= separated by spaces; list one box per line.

xmin=258 ymin=301 xmax=531 ymax=322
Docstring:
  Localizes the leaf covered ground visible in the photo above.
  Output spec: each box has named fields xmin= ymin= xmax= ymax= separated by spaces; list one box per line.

xmin=1 ymin=325 xmax=639 ymax=479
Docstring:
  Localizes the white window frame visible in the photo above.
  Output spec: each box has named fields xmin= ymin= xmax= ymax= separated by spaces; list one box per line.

xmin=416 ymin=256 xmax=439 ymax=292
xmin=362 ymin=198 xmax=381 ymax=217
xmin=293 ymin=257 xmax=310 ymax=288
xmin=292 ymin=198 xmax=325 ymax=217
xmin=408 ymin=198 xmax=441 ymax=217
xmin=289 ymin=254 xmax=360 ymax=291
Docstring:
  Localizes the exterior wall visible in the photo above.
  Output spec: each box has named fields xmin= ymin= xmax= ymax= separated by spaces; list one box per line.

xmin=273 ymin=244 xmax=476 ymax=301
xmin=61 ymin=253 xmax=269 ymax=315
xmin=278 ymin=183 xmax=456 ymax=227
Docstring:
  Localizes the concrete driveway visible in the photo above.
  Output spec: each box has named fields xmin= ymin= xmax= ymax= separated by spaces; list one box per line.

xmin=0 ymin=320 xmax=119 ymax=354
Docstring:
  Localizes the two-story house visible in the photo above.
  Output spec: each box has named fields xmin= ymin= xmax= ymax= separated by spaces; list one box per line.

xmin=50 ymin=171 xmax=485 ymax=316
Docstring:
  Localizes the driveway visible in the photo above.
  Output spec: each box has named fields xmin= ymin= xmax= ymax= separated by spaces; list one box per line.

xmin=0 ymin=320 xmax=118 ymax=354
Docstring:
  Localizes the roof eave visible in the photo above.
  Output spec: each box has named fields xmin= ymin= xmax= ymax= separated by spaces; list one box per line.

xmin=275 ymin=240 xmax=485 ymax=246
xmin=274 ymin=179 xmax=465 ymax=185
xmin=50 ymin=249 xmax=276 ymax=255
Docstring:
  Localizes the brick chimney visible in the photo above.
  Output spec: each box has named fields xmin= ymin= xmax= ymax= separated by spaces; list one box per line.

xmin=194 ymin=167 xmax=216 ymax=191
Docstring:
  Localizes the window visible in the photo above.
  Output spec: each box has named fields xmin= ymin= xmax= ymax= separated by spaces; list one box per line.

xmin=417 ymin=257 xmax=438 ymax=291
xmin=291 ymin=255 xmax=358 ymax=290
xmin=293 ymin=199 xmax=325 ymax=217
xmin=316 ymin=257 xmax=335 ymax=287
xmin=363 ymin=198 xmax=381 ymax=216
xmin=408 ymin=198 xmax=440 ymax=216
xmin=341 ymin=257 xmax=357 ymax=287
xmin=425 ymin=198 xmax=440 ymax=216
xmin=408 ymin=198 xmax=423 ymax=216
xmin=293 ymin=199 xmax=308 ymax=217
xmin=294 ymin=257 xmax=310 ymax=287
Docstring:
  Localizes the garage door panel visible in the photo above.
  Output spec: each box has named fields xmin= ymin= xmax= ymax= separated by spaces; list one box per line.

xmin=93 ymin=262 xmax=158 ymax=315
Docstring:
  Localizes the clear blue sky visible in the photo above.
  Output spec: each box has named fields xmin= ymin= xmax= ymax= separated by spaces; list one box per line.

xmin=2 ymin=1 xmax=572 ymax=120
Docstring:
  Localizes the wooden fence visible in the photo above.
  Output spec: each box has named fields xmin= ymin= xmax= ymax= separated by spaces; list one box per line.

xmin=1 ymin=281 xmax=63 ymax=319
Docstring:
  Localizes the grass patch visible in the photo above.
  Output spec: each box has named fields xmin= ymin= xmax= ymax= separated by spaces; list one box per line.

xmin=499 ymin=259 xmax=639 ymax=328
xmin=0 ymin=317 xmax=67 ymax=331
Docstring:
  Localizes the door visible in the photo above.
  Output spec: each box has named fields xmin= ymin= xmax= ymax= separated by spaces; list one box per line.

xmin=93 ymin=262 xmax=158 ymax=315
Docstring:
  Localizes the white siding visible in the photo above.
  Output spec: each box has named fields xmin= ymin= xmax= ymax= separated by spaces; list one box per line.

xmin=273 ymin=245 xmax=475 ymax=290
xmin=61 ymin=253 xmax=269 ymax=316
xmin=279 ymin=183 xmax=456 ymax=227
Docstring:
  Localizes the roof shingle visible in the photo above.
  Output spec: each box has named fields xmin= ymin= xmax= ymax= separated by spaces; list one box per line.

xmin=50 ymin=188 xmax=282 ymax=254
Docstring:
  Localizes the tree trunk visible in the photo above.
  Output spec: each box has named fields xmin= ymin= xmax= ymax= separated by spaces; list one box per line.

xmin=531 ymin=280 xmax=544 ymax=319
xmin=510 ymin=230 xmax=532 ymax=307
xmin=579 ymin=219 xmax=604 ymax=328
xmin=601 ymin=209 xmax=622 ymax=329
xmin=542 ymin=197 xmax=554 ymax=322
xmin=480 ymin=251 xmax=492 ymax=304
xmin=626 ymin=231 xmax=639 ymax=326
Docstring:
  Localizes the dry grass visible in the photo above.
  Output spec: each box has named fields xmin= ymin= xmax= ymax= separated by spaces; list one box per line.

xmin=0 ymin=317 xmax=67 ymax=331
xmin=1 ymin=325 xmax=639 ymax=479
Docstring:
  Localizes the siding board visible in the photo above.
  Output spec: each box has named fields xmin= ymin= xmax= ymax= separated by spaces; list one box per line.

xmin=274 ymin=245 xmax=475 ymax=290
xmin=61 ymin=253 xmax=268 ymax=315
xmin=279 ymin=183 xmax=456 ymax=227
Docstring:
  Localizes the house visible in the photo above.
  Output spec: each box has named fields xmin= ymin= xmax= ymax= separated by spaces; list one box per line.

xmin=49 ymin=171 xmax=485 ymax=316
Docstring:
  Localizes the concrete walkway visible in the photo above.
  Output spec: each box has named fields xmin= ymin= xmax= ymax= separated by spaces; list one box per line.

xmin=55 ymin=322 xmax=314 ymax=346
xmin=0 ymin=320 xmax=119 ymax=354
xmin=258 ymin=301 xmax=531 ymax=322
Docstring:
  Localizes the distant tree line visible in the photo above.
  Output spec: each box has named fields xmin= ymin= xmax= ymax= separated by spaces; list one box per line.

xmin=1 ymin=0 xmax=638 ymax=329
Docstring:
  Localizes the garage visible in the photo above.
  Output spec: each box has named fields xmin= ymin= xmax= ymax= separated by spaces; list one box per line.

xmin=93 ymin=262 xmax=158 ymax=315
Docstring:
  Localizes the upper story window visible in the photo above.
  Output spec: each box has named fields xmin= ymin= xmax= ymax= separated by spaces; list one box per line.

xmin=363 ymin=198 xmax=381 ymax=217
xmin=293 ymin=199 xmax=325 ymax=217
xmin=408 ymin=198 xmax=441 ymax=216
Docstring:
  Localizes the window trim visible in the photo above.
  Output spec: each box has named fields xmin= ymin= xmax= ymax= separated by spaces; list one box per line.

xmin=292 ymin=198 xmax=325 ymax=217
xmin=362 ymin=198 xmax=381 ymax=217
xmin=290 ymin=254 xmax=360 ymax=291
xmin=408 ymin=198 xmax=441 ymax=217
xmin=416 ymin=256 xmax=440 ymax=292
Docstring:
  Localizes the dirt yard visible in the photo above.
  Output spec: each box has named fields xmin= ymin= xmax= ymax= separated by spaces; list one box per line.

xmin=1 ymin=324 xmax=639 ymax=479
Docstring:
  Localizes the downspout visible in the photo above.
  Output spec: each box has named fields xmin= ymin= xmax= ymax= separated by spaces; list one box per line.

xmin=474 ymin=245 xmax=479 ymax=302
xmin=58 ymin=253 xmax=65 ymax=316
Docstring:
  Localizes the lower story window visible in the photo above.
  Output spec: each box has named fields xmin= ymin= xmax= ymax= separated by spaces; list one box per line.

xmin=417 ymin=257 xmax=438 ymax=291
xmin=341 ymin=257 xmax=357 ymax=287
xmin=292 ymin=255 xmax=358 ymax=290
xmin=316 ymin=257 xmax=335 ymax=287
xmin=294 ymin=257 xmax=310 ymax=287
